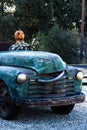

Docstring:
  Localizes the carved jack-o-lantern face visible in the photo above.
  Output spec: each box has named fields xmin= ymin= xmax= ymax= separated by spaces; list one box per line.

xmin=14 ymin=30 xmax=25 ymax=40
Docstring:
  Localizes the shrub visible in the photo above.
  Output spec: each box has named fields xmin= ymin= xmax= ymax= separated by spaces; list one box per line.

xmin=46 ymin=24 xmax=78 ymax=64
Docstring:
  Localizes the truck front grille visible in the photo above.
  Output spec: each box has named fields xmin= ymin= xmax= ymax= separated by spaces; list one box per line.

xmin=28 ymin=72 xmax=74 ymax=99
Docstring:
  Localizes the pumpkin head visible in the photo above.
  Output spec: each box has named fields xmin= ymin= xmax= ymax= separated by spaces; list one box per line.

xmin=14 ymin=30 xmax=25 ymax=40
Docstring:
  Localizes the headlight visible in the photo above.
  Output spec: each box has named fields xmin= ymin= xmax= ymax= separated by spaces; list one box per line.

xmin=17 ymin=73 xmax=28 ymax=84
xmin=76 ymin=71 xmax=84 ymax=80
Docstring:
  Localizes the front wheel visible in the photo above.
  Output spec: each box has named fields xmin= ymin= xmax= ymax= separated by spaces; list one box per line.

xmin=0 ymin=81 xmax=20 ymax=120
xmin=51 ymin=104 xmax=75 ymax=115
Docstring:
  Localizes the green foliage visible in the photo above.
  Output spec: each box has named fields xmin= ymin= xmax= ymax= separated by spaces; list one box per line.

xmin=36 ymin=0 xmax=53 ymax=33
xmin=14 ymin=0 xmax=53 ymax=38
xmin=0 ymin=0 xmax=86 ymax=64
xmin=52 ymin=0 xmax=82 ymax=30
xmin=0 ymin=14 xmax=16 ymax=41
xmin=0 ymin=0 xmax=87 ymax=41
xmin=84 ymin=1 xmax=87 ymax=36
xmin=29 ymin=31 xmax=47 ymax=51
xmin=0 ymin=0 xmax=16 ymax=42
xmin=46 ymin=24 xmax=78 ymax=63
xmin=14 ymin=0 xmax=38 ymax=37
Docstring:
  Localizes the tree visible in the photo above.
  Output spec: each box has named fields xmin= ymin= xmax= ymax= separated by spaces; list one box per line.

xmin=0 ymin=0 xmax=15 ymax=41
xmin=52 ymin=0 xmax=82 ymax=31
xmin=0 ymin=14 xmax=16 ymax=41
xmin=46 ymin=24 xmax=78 ymax=63
xmin=0 ymin=0 xmax=14 ymax=16
xmin=84 ymin=0 xmax=87 ymax=35
xmin=14 ymin=0 xmax=53 ymax=39
xmin=0 ymin=0 xmax=87 ymax=53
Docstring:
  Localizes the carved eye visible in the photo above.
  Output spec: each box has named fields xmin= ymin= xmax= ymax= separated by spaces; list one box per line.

xmin=17 ymin=32 xmax=20 ymax=35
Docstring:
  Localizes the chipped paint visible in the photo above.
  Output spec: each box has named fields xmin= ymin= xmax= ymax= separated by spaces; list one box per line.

xmin=0 ymin=50 xmax=85 ymax=106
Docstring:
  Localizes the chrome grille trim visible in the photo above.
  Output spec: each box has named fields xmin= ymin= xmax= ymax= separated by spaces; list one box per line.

xmin=28 ymin=73 xmax=74 ymax=99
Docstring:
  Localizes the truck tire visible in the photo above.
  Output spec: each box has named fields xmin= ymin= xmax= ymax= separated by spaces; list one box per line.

xmin=0 ymin=81 xmax=19 ymax=120
xmin=51 ymin=104 xmax=75 ymax=114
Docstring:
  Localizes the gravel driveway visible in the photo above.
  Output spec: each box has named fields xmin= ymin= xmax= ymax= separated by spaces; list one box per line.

xmin=0 ymin=85 xmax=86 ymax=130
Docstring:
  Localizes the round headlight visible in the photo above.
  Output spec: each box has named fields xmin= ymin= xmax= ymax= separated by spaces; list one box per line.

xmin=76 ymin=71 xmax=84 ymax=80
xmin=17 ymin=73 xmax=27 ymax=84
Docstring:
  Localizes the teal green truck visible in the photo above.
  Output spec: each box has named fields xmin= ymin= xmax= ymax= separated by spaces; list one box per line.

xmin=0 ymin=51 xmax=85 ymax=120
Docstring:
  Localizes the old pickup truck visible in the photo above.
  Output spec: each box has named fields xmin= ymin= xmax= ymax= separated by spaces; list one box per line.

xmin=0 ymin=50 xmax=85 ymax=120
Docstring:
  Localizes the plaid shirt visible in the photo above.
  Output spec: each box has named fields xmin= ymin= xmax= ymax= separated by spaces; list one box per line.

xmin=9 ymin=42 xmax=30 ymax=51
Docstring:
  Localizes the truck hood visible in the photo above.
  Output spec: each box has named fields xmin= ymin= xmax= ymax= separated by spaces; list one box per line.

xmin=0 ymin=51 xmax=67 ymax=74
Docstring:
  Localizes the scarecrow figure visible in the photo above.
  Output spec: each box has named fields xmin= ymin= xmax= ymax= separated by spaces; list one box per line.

xmin=9 ymin=30 xmax=39 ymax=51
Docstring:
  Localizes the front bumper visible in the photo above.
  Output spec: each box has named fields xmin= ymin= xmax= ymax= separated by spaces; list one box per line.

xmin=16 ymin=93 xmax=85 ymax=107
